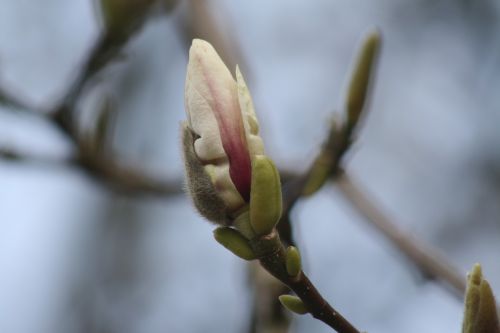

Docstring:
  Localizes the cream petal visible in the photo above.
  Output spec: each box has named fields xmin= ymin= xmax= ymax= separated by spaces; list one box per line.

xmin=205 ymin=163 xmax=245 ymax=211
xmin=185 ymin=79 xmax=226 ymax=161
xmin=236 ymin=66 xmax=265 ymax=157
xmin=186 ymin=39 xmax=252 ymax=201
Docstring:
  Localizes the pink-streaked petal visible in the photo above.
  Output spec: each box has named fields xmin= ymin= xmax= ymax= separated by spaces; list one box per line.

xmin=215 ymin=113 xmax=252 ymax=201
xmin=187 ymin=39 xmax=252 ymax=201
xmin=236 ymin=66 xmax=265 ymax=157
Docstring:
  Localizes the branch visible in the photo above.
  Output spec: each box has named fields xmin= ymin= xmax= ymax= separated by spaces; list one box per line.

xmin=250 ymin=231 xmax=361 ymax=333
xmin=0 ymin=1 xmax=183 ymax=197
xmin=0 ymin=84 xmax=34 ymax=111
xmin=281 ymin=117 xmax=348 ymax=215
xmin=50 ymin=1 xmax=160 ymax=137
xmin=0 ymin=145 xmax=183 ymax=196
xmin=76 ymin=154 xmax=183 ymax=196
xmin=281 ymin=29 xmax=380 ymax=218
xmin=336 ymin=171 xmax=466 ymax=298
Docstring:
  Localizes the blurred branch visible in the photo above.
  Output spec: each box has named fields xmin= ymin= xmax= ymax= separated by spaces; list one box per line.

xmin=279 ymin=30 xmax=380 ymax=247
xmin=0 ymin=84 xmax=34 ymax=111
xmin=0 ymin=145 xmax=183 ymax=196
xmin=247 ymin=262 xmax=292 ymax=333
xmin=0 ymin=147 xmax=21 ymax=160
xmin=281 ymin=117 xmax=348 ymax=217
xmin=336 ymin=171 xmax=466 ymax=298
xmin=51 ymin=0 xmax=164 ymax=136
xmin=0 ymin=0 xmax=184 ymax=197
xmin=76 ymin=153 xmax=183 ymax=196
xmin=281 ymin=30 xmax=380 ymax=218
xmin=279 ymin=30 xmax=469 ymax=305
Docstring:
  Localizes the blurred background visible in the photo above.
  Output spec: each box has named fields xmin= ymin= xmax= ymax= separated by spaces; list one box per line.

xmin=1 ymin=0 xmax=500 ymax=332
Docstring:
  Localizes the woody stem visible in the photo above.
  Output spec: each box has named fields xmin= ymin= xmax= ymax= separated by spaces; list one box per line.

xmin=249 ymin=230 xmax=361 ymax=333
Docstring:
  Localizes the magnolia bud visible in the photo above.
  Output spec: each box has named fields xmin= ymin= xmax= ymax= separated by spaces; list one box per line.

xmin=183 ymin=39 xmax=265 ymax=224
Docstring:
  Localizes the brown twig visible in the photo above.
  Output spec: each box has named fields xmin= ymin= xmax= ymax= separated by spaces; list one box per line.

xmin=250 ymin=231 xmax=361 ymax=333
xmin=337 ymin=173 xmax=500 ymax=319
xmin=76 ymin=153 xmax=183 ymax=196
xmin=0 ymin=84 xmax=34 ymax=111
xmin=336 ymin=171 xmax=467 ymax=298
xmin=281 ymin=119 xmax=348 ymax=216
xmin=0 ymin=145 xmax=183 ymax=196
xmin=281 ymin=30 xmax=381 ymax=218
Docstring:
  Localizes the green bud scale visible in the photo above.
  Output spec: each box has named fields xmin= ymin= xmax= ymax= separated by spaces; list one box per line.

xmin=249 ymin=155 xmax=282 ymax=235
xmin=279 ymin=295 xmax=308 ymax=315
xmin=213 ymin=227 xmax=256 ymax=261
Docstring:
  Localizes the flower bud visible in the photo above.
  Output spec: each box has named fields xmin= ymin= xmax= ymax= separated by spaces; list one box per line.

xmin=183 ymin=39 xmax=264 ymax=224
xmin=285 ymin=246 xmax=302 ymax=277
xmin=462 ymin=264 xmax=500 ymax=333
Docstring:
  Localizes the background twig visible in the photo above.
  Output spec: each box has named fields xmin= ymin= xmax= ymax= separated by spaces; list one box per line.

xmin=0 ymin=0 xmax=182 ymax=197
xmin=336 ymin=171 xmax=466 ymax=298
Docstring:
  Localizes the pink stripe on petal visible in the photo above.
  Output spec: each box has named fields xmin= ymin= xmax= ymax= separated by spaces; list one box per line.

xmin=209 ymin=84 xmax=251 ymax=201
xmin=196 ymin=54 xmax=252 ymax=201
xmin=219 ymin=116 xmax=252 ymax=202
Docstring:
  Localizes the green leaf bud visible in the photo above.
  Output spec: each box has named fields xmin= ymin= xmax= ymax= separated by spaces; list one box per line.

xmin=302 ymin=152 xmax=333 ymax=196
xmin=279 ymin=295 xmax=308 ymax=315
xmin=346 ymin=29 xmax=381 ymax=131
xmin=213 ymin=227 xmax=256 ymax=260
xmin=462 ymin=264 xmax=500 ymax=333
xmin=286 ymin=246 xmax=302 ymax=277
xmin=249 ymin=155 xmax=282 ymax=235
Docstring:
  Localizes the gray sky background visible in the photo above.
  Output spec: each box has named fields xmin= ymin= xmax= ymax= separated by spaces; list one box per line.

xmin=1 ymin=1 xmax=500 ymax=332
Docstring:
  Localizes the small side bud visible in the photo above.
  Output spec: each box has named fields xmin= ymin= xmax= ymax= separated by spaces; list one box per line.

xmin=279 ymin=295 xmax=308 ymax=315
xmin=462 ymin=264 xmax=500 ymax=333
xmin=302 ymin=152 xmax=333 ymax=196
xmin=346 ymin=29 xmax=381 ymax=131
xmin=213 ymin=227 xmax=256 ymax=260
xmin=100 ymin=0 xmax=155 ymax=40
xmin=286 ymin=246 xmax=302 ymax=277
xmin=302 ymin=118 xmax=342 ymax=196
xmin=249 ymin=155 xmax=282 ymax=235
